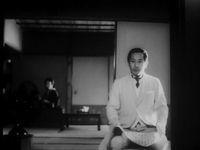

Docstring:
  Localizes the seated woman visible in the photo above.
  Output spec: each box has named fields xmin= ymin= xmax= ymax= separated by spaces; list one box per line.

xmin=40 ymin=77 xmax=60 ymax=108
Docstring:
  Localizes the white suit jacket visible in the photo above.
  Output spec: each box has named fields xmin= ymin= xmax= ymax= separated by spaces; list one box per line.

xmin=106 ymin=73 xmax=168 ymax=134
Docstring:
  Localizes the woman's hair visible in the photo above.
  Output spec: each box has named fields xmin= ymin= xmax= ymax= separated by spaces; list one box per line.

xmin=44 ymin=77 xmax=55 ymax=86
xmin=127 ymin=48 xmax=148 ymax=63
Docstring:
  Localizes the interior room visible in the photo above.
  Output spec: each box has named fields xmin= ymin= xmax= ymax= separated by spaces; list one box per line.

xmin=3 ymin=0 xmax=199 ymax=150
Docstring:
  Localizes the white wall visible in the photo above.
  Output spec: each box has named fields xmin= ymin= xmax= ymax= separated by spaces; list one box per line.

xmin=116 ymin=22 xmax=170 ymax=104
xmin=72 ymin=57 xmax=109 ymax=105
xmin=109 ymin=56 xmax=114 ymax=93
xmin=4 ymin=19 xmax=22 ymax=51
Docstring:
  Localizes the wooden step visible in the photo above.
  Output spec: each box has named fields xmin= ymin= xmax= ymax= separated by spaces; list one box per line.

xmin=34 ymin=144 xmax=99 ymax=150
xmin=33 ymin=137 xmax=102 ymax=145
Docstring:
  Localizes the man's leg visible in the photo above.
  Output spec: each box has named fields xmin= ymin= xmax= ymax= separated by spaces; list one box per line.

xmin=149 ymin=135 xmax=170 ymax=150
xmin=98 ymin=126 xmax=128 ymax=150
xmin=110 ymin=133 xmax=129 ymax=150
xmin=98 ymin=125 xmax=115 ymax=150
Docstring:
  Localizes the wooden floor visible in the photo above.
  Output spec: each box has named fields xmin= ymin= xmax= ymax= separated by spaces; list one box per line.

xmin=3 ymin=125 xmax=170 ymax=150
xmin=3 ymin=125 xmax=108 ymax=150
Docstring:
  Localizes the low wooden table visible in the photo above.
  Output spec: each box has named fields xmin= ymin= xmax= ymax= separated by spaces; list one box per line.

xmin=59 ymin=113 xmax=101 ymax=132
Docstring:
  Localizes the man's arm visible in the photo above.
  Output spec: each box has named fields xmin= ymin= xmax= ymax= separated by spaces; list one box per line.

xmin=155 ymin=79 xmax=169 ymax=136
xmin=106 ymin=80 xmax=121 ymax=126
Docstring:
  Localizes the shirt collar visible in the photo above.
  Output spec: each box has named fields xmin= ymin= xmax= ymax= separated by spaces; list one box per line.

xmin=132 ymin=73 xmax=144 ymax=79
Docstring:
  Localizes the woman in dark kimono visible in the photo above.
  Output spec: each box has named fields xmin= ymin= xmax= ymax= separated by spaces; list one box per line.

xmin=41 ymin=77 xmax=60 ymax=108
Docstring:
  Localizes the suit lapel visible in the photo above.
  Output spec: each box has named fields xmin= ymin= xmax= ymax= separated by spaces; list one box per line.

xmin=137 ymin=74 xmax=148 ymax=106
xmin=128 ymin=75 xmax=138 ymax=106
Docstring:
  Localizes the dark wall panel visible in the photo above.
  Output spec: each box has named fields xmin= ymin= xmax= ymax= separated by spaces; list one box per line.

xmin=22 ymin=31 xmax=114 ymax=56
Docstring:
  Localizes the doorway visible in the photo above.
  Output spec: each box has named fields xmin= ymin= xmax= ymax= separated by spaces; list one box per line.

xmin=72 ymin=57 xmax=109 ymax=106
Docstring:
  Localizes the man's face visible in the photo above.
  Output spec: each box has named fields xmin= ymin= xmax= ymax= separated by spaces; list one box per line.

xmin=128 ymin=52 xmax=147 ymax=76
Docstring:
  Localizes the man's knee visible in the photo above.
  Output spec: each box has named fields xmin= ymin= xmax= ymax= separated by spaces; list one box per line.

xmin=110 ymin=136 xmax=127 ymax=150
xmin=150 ymin=135 xmax=169 ymax=150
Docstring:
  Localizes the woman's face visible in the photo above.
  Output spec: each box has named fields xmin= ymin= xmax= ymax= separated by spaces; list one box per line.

xmin=45 ymin=81 xmax=54 ymax=90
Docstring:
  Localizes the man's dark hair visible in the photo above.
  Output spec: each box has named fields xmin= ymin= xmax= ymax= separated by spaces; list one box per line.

xmin=127 ymin=48 xmax=148 ymax=63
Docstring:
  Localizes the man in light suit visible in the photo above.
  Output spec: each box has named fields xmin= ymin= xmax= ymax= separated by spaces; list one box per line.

xmin=98 ymin=48 xmax=170 ymax=150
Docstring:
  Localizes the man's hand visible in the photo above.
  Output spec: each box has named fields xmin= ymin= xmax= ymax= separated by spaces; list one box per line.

xmin=109 ymin=118 xmax=120 ymax=128
xmin=156 ymin=123 xmax=164 ymax=136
